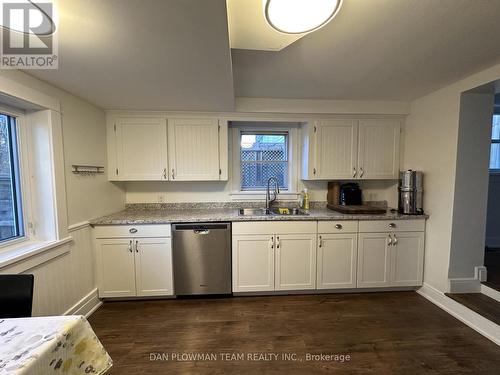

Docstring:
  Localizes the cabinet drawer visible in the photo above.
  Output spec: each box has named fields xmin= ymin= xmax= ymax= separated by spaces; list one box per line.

xmin=94 ymin=224 xmax=171 ymax=239
xmin=232 ymin=221 xmax=317 ymax=235
xmin=318 ymin=221 xmax=358 ymax=234
xmin=358 ymin=220 xmax=425 ymax=233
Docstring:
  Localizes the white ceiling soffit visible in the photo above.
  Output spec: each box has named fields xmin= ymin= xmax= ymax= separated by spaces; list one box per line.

xmin=27 ymin=0 xmax=235 ymax=111
xmin=227 ymin=0 xmax=306 ymax=51
xmin=232 ymin=0 xmax=500 ymax=101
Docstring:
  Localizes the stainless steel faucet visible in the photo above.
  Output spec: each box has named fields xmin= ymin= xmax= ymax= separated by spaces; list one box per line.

xmin=266 ymin=177 xmax=280 ymax=210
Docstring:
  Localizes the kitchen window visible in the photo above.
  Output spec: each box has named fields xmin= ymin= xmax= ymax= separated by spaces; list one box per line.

xmin=230 ymin=122 xmax=300 ymax=198
xmin=491 ymin=114 xmax=500 ymax=171
xmin=240 ymin=132 xmax=289 ymax=190
xmin=0 ymin=114 xmax=24 ymax=243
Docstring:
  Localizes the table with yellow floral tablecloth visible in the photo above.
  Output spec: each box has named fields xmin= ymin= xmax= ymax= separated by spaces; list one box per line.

xmin=0 ymin=315 xmax=112 ymax=374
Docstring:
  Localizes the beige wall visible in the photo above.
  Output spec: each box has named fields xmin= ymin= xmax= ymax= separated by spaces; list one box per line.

xmin=405 ymin=62 xmax=500 ymax=292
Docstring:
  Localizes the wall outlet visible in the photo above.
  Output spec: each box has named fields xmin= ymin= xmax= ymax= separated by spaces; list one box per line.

xmin=158 ymin=193 xmax=167 ymax=203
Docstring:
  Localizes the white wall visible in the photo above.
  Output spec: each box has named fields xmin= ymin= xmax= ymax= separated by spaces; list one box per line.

xmin=405 ymin=63 xmax=500 ymax=292
xmin=449 ymin=93 xmax=493 ymax=279
xmin=486 ymin=174 xmax=500 ymax=248
xmin=0 ymin=71 xmax=125 ymax=316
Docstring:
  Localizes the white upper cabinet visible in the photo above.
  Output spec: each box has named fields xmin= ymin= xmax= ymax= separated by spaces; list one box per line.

xmin=302 ymin=117 xmax=401 ymax=180
xmin=358 ymin=120 xmax=400 ymax=179
xmin=107 ymin=115 xmax=228 ymax=181
xmin=315 ymin=120 xmax=358 ymax=179
xmin=168 ymin=118 xmax=221 ymax=181
xmin=113 ymin=117 xmax=168 ymax=181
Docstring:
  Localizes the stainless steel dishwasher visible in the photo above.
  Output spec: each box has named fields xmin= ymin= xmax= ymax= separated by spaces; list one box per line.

xmin=172 ymin=223 xmax=231 ymax=295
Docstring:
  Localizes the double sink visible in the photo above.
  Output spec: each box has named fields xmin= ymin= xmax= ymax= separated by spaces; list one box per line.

xmin=238 ymin=207 xmax=309 ymax=217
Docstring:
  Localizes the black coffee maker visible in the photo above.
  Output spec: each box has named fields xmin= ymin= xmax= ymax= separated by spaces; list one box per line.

xmin=339 ymin=183 xmax=362 ymax=206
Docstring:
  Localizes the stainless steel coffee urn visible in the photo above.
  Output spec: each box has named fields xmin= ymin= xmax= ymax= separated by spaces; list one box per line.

xmin=398 ymin=170 xmax=423 ymax=214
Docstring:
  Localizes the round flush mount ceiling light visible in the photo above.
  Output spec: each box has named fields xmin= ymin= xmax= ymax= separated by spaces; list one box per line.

xmin=264 ymin=0 xmax=343 ymax=34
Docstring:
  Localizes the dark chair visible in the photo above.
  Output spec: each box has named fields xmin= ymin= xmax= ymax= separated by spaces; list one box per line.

xmin=0 ymin=274 xmax=34 ymax=318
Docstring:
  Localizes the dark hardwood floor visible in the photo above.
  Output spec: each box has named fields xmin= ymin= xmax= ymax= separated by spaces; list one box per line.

xmin=446 ymin=293 xmax=500 ymax=326
xmin=88 ymin=292 xmax=500 ymax=374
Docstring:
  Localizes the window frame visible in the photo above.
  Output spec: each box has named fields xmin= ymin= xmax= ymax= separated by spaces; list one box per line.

xmin=240 ymin=131 xmax=290 ymax=191
xmin=490 ymin=114 xmax=500 ymax=174
xmin=0 ymin=105 xmax=32 ymax=251
xmin=230 ymin=123 xmax=300 ymax=199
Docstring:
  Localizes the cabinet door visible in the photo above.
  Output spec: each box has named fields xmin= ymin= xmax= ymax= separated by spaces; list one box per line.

xmin=315 ymin=120 xmax=358 ymax=179
xmin=317 ymin=234 xmax=357 ymax=289
xmin=358 ymin=120 xmax=400 ymax=179
xmin=95 ymin=239 xmax=136 ymax=298
xmin=357 ymin=233 xmax=392 ymax=288
xmin=232 ymin=235 xmax=275 ymax=292
xmin=168 ymin=118 xmax=220 ymax=181
xmin=275 ymin=234 xmax=317 ymax=290
xmin=391 ymin=232 xmax=424 ymax=287
xmin=134 ymin=238 xmax=174 ymax=296
xmin=116 ymin=117 xmax=168 ymax=180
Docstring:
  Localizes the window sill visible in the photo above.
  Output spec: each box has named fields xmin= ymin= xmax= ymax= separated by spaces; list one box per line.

xmin=230 ymin=191 xmax=300 ymax=201
xmin=0 ymin=237 xmax=73 ymax=271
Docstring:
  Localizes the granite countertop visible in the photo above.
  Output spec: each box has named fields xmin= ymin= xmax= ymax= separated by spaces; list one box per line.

xmin=90 ymin=203 xmax=428 ymax=226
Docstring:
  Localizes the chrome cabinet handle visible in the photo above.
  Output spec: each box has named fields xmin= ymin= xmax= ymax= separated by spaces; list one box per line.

xmin=388 ymin=234 xmax=393 ymax=246
xmin=128 ymin=240 xmax=133 ymax=253
xmin=335 ymin=224 xmax=343 ymax=230
xmin=135 ymin=240 xmax=139 ymax=253
xmin=353 ymin=167 xmax=357 ymax=178
xmin=388 ymin=223 xmax=396 ymax=229
xmin=393 ymin=234 xmax=398 ymax=246
xmin=163 ymin=168 xmax=167 ymax=179
xmin=171 ymin=169 xmax=175 ymax=179
xmin=359 ymin=167 xmax=364 ymax=178
xmin=129 ymin=228 xmax=138 ymax=233
xmin=318 ymin=235 xmax=322 ymax=248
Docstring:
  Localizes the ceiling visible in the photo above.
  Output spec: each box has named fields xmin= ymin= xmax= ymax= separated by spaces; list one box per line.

xmin=27 ymin=0 xmax=235 ymax=111
xmin=26 ymin=0 xmax=500 ymax=110
xmin=226 ymin=0 xmax=306 ymax=51
xmin=232 ymin=0 xmax=500 ymax=101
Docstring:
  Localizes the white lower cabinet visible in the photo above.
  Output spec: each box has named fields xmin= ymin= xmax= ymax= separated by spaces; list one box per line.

xmin=134 ymin=238 xmax=173 ymax=296
xmin=94 ymin=225 xmax=173 ymax=298
xmin=391 ymin=232 xmax=425 ymax=286
xmin=357 ymin=233 xmax=392 ymax=288
xmin=95 ymin=239 xmax=137 ymax=298
xmin=317 ymin=233 xmax=358 ymax=289
xmin=232 ymin=222 xmax=317 ymax=292
xmin=275 ymin=234 xmax=316 ymax=291
xmin=232 ymin=235 xmax=275 ymax=292
xmin=357 ymin=231 xmax=424 ymax=288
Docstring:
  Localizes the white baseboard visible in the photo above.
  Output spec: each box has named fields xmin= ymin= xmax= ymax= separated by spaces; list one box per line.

xmin=417 ymin=283 xmax=500 ymax=346
xmin=64 ymin=288 xmax=102 ymax=318
xmin=481 ymin=284 xmax=500 ymax=302
xmin=448 ymin=266 xmax=487 ymax=293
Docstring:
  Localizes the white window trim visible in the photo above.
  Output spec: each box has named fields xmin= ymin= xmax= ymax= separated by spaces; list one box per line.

xmin=0 ymin=78 xmax=68 ymax=268
xmin=230 ymin=124 xmax=300 ymax=200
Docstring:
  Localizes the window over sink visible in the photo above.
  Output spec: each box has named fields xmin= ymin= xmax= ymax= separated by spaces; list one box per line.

xmin=240 ymin=132 xmax=289 ymax=190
